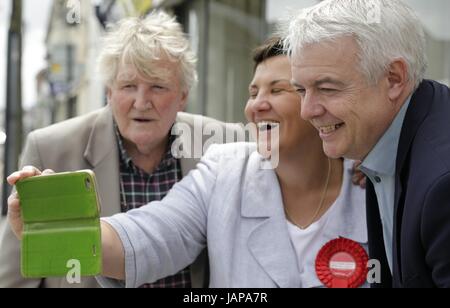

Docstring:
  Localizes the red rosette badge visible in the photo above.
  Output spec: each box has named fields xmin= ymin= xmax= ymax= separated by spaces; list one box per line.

xmin=315 ymin=238 xmax=368 ymax=288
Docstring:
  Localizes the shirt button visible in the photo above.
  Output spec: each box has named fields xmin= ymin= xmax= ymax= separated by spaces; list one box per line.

xmin=374 ymin=176 xmax=382 ymax=183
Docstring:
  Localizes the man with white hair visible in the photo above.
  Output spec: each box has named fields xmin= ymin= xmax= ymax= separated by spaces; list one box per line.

xmin=285 ymin=0 xmax=450 ymax=287
xmin=0 ymin=11 xmax=242 ymax=288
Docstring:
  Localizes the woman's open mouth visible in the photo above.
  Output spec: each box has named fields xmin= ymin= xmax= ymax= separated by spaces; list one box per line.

xmin=257 ymin=121 xmax=280 ymax=132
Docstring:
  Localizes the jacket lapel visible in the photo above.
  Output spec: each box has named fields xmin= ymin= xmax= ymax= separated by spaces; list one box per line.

xmin=83 ymin=107 xmax=121 ymax=217
xmin=393 ymin=80 xmax=434 ymax=285
xmin=242 ymin=154 xmax=300 ymax=288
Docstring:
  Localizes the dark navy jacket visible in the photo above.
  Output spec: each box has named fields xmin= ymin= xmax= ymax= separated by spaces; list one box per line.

xmin=367 ymin=80 xmax=450 ymax=288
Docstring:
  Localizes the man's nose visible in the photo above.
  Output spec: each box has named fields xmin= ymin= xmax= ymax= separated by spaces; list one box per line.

xmin=300 ymin=93 xmax=325 ymax=121
xmin=134 ymin=88 xmax=152 ymax=111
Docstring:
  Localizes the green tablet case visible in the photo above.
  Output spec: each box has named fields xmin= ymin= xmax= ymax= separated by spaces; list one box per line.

xmin=16 ymin=170 xmax=102 ymax=278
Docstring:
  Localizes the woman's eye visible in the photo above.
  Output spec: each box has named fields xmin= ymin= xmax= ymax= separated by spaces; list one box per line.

xmin=272 ymin=89 xmax=284 ymax=94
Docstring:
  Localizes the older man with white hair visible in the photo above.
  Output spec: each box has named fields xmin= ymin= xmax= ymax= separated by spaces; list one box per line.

xmin=285 ymin=0 xmax=450 ymax=287
xmin=0 ymin=11 xmax=243 ymax=288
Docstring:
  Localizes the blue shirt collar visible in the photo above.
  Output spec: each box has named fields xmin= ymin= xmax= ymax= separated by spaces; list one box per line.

xmin=361 ymin=96 xmax=412 ymax=176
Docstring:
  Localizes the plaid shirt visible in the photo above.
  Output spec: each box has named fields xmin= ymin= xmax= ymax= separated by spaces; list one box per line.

xmin=115 ymin=127 xmax=192 ymax=288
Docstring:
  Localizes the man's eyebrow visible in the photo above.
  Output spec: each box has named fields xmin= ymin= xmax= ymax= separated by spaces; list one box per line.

xmin=290 ymin=78 xmax=346 ymax=88
xmin=313 ymin=77 xmax=346 ymax=87
xmin=270 ymin=79 xmax=291 ymax=86
xmin=116 ymin=77 xmax=136 ymax=84
xmin=148 ymin=77 xmax=168 ymax=84
xmin=250 ymin=79 xmax=291 ymax=90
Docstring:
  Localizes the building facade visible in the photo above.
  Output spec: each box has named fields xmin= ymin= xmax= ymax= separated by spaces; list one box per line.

xmin=98 ymin=0 xmax=450 ymax=123
xmin=38 ymin=0 xmax=450 ymax=126
xmin=37 ymin=0 xmax=104 ymax=127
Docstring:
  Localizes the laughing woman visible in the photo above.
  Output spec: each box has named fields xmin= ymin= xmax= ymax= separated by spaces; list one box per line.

xmin=7 ymin=37 xmax=367 ymax=288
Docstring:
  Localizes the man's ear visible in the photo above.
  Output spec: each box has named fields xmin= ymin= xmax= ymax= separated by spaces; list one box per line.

xmin=386 ymin=58 xmax=410 ymax=102
xmin=178 ymin=89 xmax=189 ymax=112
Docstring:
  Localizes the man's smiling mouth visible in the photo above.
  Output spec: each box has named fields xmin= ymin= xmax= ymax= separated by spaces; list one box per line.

xmin=318 ymin=123 xmax=345 ymax=134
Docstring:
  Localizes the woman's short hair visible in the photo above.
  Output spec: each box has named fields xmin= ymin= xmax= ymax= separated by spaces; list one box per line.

xmin=97 ymin=10 xmax=198 ymax=90
xmin=252 ymin=36 xmax=287 ymax=70
xmin=284 ymin=0 xmax=427 ymax=89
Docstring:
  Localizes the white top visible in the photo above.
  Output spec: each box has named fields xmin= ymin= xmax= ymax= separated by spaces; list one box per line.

xmin=286 ymin=159 xmax=368 ymax=288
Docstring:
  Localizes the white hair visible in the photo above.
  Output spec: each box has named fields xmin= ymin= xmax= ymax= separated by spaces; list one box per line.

xmin=97 ymin=10 xmax=198 ymax=90
xmin=284 ymin=0 xmax=427 ymax=88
